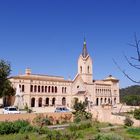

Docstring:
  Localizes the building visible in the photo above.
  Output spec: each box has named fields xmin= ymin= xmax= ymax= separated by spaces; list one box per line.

xmin=10 ymin=40 xmax=120 ymax=109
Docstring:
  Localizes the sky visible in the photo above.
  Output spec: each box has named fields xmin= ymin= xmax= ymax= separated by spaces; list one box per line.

xmin=0 ymin=0 xmax=140 ymax=88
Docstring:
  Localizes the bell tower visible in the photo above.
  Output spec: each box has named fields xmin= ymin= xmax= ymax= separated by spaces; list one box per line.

xmin=78 ymin=39 xmax=93 ymax=83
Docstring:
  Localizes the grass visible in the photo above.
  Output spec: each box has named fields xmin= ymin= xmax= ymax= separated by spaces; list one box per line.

xmin=0 ymin=122 xmax=140 ymax=140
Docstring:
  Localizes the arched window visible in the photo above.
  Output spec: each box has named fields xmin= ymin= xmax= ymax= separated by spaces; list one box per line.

xmin=62 ymin=97 xmax=66 ymax=106
xmin=45 ymin=86 xmax=47 ymax=92
xmin=80 ymin=66 xmax=82 ymax=73
xmin=48 ymin=86 xmax=50 ymax=93
xmin=31 ymin=98 xmax=35 ymax=107
xmin=46 ymin=98 xmax=49 ymax=106
xmin=42 ymin=86 xmax=44 ymax=92
xmin=38 ymin=86 xmax=40 ymax=92
xmin=55 ymin=86 xmax=57 ymax=93
xmin=62 ymin=87 xmax=64 ymax=93
xmin=108 ymin=98 xmax=111 ymax=104
xmin=22 ymin=85 xmax=24 ymax=92
xmin=52 ymin=86 xmax=54 ymax=93
xmin=38 ymin=98 xmax=42 ymax=107
xmin=52 ymin=98 xmax=55 ymax=106
xmin=114 ymin=98 xmax=116 ymax=104
xmin=104 ymin=98 xmax=107 ymax=103
xmin=96 ymin=98 xmax=99 ymax=106
xmin=30 ymin=85 xmax=33 ymax=92
xmin=96 ymin=89 xmax=97 ymax=93
xmin=87 ymin=66 xmax=90 ymax=73
xmin=65 ymin=87 xmax=67 ymax=93
xmin=100 ymin=98 xmax=103 ymax=104
xmin=34 ymin=85 xmax=37 ymax=92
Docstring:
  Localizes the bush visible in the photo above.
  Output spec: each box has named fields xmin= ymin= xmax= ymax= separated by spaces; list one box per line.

xmin=38 ymin=126 xmax=50 ymax=134
xmin=74 ymin=111 xmax=92 ymax=123
xmin=73 ymin=100 xmax=92 ymax=123
xmin=19 ymin=125 xmax=34 ymax=133
xmin=13 ymin=120 xmax=30 ymax=133
xmin=45 ymin=130 xmax=79 ymax=140
xmin=94 ymin=133 xmax=124 ymax=140
xmin=0 ymin=121 xmax=13 ymax=134
xmin=69 ymin=120 xmax=92 ymax=131
xmin=108 ymin=123 xmax=113 ymax=126
xmin=124 ymin=117 xmax=134 ymax=127
xmin=127 ymin=127 xmax=140 ymax=135
xmin=0 ymin=120 xmax=30 ymax=135
xmin=134 ymin=108 xmax=140 ymax=120
xmin=33 ymin=114 xmax=52 ymax=127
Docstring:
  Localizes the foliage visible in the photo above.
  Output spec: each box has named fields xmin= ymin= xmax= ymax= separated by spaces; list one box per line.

xmin=94 ymin=133 xmax=124 ymax=140
xmin=24 ymin=103 xmax=32 ymax=113
xmin=120 ymin=85 xmax=140 ymax=105
xmin=122 ymin=95 xmax=140 ymax=106
xmin=134 ymin=108 xmax=140 ymax=120
xmin=1 ymin=121 xmax=140 ymax=140
xmin=33 ymin=114 xmax=52 ymax=128
xmin=0 ymin=59 xmax=11 ymax=80
xmin=124 ymin=117 xmax=134 ymax=127
xmin=0 ymin=120 xmax=30 ymax=135
xmin=127 ymin=127 xmax=140 ymax=135
xmin=45 ymin=130 xmax=79 ymax=140
xmin=69 ymin=120 xmax=92 ymax=131
xmin=0 ymin=59 xmax=15 ymax=106
xmin=73 ymin=100 xmax=87 ymax=112
xmin=74 ymin=110 xmax=92 ymax=122
xmin=19 ymin=125 xmax=34 ymax=133
xmin=73 ymin=100 xmax=92 ymax=122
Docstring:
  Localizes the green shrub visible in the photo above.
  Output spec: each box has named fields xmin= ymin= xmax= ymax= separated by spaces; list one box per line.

xmin=38 ymin=126 xmax=50 ymax=134
xmin=13 ymin=120 xmax=30 ymax=133
xmin=74 ymin=111 xmax=92 ymax=123
xmin=0 ymin=121 xmax=13 ymax=134
xmin=19 ymin=125 xmax=34 ymax=133
xmin=127 ymin=127 xmax=140 ymax=135
xmin=108 ymin=123 xmax=113 ymax=126
xmin=69 ymin=120 xmax=92 ymax=131
xmin=94 ymin=133 xmax=124 ymax=140
xmin=73 ymin=100 xmax=92 ymax=123
xmin=33 ymin=114 xmax=52 ymax=127
xmin=0 ymin=120 xmax=30 ymax=135
xmin=134 ymin=108 xmax=140 ymax=120
xmin=62 ymin=131 xmax=79 ymax=140
xmin=124 ymin=117 xmax=134 ymax=127
xmin=110 ymin=128 xmax=115 ymax=131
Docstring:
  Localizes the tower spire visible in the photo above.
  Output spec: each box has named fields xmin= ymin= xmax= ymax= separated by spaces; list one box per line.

xmin=82 ymin=38 xmax=88 ymax=58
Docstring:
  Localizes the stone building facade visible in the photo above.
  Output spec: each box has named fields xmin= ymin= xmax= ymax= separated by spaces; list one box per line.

xmin=10 ymin=40 xmax=120 ymax=108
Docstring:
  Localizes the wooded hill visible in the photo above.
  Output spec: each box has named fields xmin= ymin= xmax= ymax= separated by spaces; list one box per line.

xmin=120 ymin=85 xmax=140 ymax=103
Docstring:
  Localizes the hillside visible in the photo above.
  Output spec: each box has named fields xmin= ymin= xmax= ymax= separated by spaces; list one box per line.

xmin=120 ymin=85 xmax=140 ymax=101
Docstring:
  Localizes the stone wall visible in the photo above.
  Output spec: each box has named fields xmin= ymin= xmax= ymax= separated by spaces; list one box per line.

xmin=0 ymin=112 xmax=73 ymax=124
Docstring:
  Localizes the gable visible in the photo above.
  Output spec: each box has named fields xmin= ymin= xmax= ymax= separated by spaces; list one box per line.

xmin=72 ymin=74 xmax=86 ymax=94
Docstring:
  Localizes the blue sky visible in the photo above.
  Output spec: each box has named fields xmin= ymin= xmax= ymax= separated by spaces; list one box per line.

xmin=0 ymin=0 xmax=140 ymax=88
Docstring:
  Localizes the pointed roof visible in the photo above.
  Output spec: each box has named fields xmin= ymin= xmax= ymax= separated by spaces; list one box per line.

xmin=82 ymin=38 xmax=88 ymax=58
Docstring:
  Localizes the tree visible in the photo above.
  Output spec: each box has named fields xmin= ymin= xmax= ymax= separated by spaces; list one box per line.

xmin=123 ymin=95 xmax=140 ymax=106
xmin=124 ymin=117 xmax=134 ymax=127
xmin=73 ymin=99 xmax=92 ymax=122
xmin=0 ymin=59 xmax=15 ymax=106
xmin=113 ymin=33 xmax=140 ymax=83
xmin=73 ymin=100 xmax=87 ymax=112
xmin=134 ymin=108 xmax=140 ymax=120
